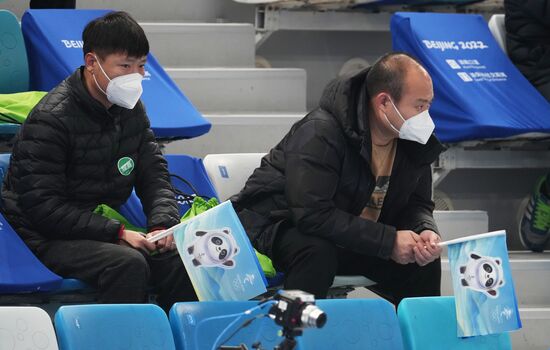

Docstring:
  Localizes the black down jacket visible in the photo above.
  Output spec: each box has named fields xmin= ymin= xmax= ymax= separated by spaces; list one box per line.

xmin=505 ymin=0 xmax=550 ymax=86
xmin=1 ymin=68 xmax=179 ymax=252
xmin=231 ymin=68 xmax=445 ymax=259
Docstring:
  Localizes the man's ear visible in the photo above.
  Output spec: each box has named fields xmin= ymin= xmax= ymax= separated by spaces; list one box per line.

xmin=84 ymin=53 xmax=98 ymax=73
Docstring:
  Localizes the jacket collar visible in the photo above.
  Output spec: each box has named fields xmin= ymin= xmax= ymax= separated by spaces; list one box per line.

xmin=320 ymin=67 xmax=446 ymax=166
xmin=68 ymin=67 xmax=125 ymax=120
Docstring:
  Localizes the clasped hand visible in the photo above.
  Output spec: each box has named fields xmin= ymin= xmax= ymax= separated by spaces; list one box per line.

xmin=391 ymin=230 xmax=442 ymax=266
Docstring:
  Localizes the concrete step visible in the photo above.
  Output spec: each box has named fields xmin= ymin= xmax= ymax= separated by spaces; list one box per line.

xmin=166 ymin=68 xmax=307 ymax=114
xmin=2 ymin=0 xmax=253 ymax=22
xmin=142 ymin=23 xmax=255 ymax=68
xmin=512 ymin=308 xmax=550 ymax=350
xmin=441 ymin=252 xmax=550 ymax=307
xmin=164 ymin=113 xmax=304 ymax=159
xmin=434 ymin=210 xmax=489 ymax=250
xmin=80 ymin=0 xmax=253 ymax=22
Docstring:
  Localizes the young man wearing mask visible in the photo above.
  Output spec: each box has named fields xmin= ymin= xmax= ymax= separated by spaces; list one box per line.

xmin=232 ymin=53 xmax=445 ymax=304
xmin=1 ymin=11 xmax=196 ymax=311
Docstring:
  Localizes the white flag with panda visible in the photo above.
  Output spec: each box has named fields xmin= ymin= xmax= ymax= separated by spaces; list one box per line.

xmin=150 ymin=200 xmax=267 ymax=301
xmin=444 ymin=230 xmax=522 ymax=337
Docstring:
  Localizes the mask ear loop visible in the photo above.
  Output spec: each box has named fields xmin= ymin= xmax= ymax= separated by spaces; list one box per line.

xmin=389 ymin=98 xmax=407 ymax=123
xmin=383 ymin=96 xmax=402 ymax=135
xmin=93 ymin=54 xmax=112 ymax=82
xmin=383 ymin=112 xmax=400 ymax=135
xmin=91 ymin=55 xmax=110 ymax=96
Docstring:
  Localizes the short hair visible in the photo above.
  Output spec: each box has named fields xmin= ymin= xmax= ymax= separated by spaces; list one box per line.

xmin=82 ymin=11 xmax=149 ymax=59
xmin=366 ymin=52 xmax=426 ymax=103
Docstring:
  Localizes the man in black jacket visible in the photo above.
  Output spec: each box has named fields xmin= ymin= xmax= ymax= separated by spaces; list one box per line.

xmin=505 ymin=0 xmax=550 ymax=252
xmin=505 ymin=0 xmax=550 ymax=101
xmin=1 ymin=12 xmax=196 ymax=310
xmin=232 ymin=53 xmax=445 ymax=304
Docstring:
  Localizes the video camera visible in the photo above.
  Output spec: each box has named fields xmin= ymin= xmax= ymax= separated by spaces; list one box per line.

xmin=268 ymin=290 xmax=327 ymax=350
xmin=219 ymin=290 xmax=326 ymax=350
xmin=269 ymin=290 xmax=327 ymax=331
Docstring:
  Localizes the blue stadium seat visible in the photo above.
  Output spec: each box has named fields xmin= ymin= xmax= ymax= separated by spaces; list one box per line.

xmin=120 ymin=154 xmax=218 ymax=228
xmin=391 ymin=12 xmax=550 ymax=142
xmin=170 ymin=299 xmax=403 ymax=350
xmin=301 ymin=298 xmax=404 ymax=350
xmin=169 ymin=301 xmax=283 ymax=350
xmin=356 ymin=0 xmax=482 ymax=7
xmin=398 ymin=296 xmax=512 ymax=350
xmin=55 ymin=304 xmax=175 ymax=350
xmin=0 ymin=212 xmax=63 ymax=293
xmin=21 ymin=9 xmax=210 ymax=139
xmin=0 ymin=154 xmax=62 ymax=293
xmin=0 ymin=10 xmax=29 ymax=93
xmin=0 ymin=153 xmax=90 ymax=298
xmin=0 ymin=10 xmax=29 ymax=138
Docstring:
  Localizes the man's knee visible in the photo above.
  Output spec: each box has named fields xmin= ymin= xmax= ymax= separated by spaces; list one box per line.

xmin=294 ymin=236 xmax=338 ymax=266
xmin=277 ymin=236 xmax=339 ymax=285
xmin=109 ymin=249 xmax=150 ymax=283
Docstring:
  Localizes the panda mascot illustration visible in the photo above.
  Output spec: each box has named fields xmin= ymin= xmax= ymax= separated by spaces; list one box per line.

xmin=186 ymin=228 xmax=240 ymax=269
xmin=459 ymin=252 xmax=505 ymax=298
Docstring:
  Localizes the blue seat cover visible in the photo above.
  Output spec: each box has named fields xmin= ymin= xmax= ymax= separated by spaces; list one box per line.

xmin=0 ymin=212 xmax=63 ymax=293
xmin=391 ymin=12 xmax=550 ymax=142
xmin=0 ymin=153 xmax=88 ymax=294
xmin=119 ymin=154 xmax=219 ymax=228
xmin=355 ymin=0 xmax=481 ymax=7
xmin=21 ymin=9 xmax=210 ymax=139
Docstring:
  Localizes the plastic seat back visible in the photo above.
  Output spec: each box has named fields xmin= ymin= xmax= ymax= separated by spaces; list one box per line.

xmin=298 ymin=298 xmax=404 ymax=350
xmin=55 ymin=304 xmax=175 ymax=350
xmin=488 ymin=14 xmax=506 ymax=53
xmin=0 ymin=306 xmax=59 ymax=349
xmin=203 ymin=153 xmax=265 ymax=201
xmin=0 ymin=10 xmax=29 ymax=93
xmin=398 ymin=296 xmax=512 ymax=350
xmin=169 ymin=301 xmax=282 ymax=350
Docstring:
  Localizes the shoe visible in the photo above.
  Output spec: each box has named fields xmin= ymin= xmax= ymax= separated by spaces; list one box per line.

xmin=519 ymin=176 xmax=550 ymax=252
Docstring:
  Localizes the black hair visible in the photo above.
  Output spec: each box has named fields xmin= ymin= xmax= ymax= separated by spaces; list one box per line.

xmin=366 ymin=52 xmax=425 ymax=103
xmin=82 ymin=11 xmax=149 ymax=59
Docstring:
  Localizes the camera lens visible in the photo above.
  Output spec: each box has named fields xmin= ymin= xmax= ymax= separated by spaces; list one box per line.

xmin=300 ymin=304 xmax=327 ymax=328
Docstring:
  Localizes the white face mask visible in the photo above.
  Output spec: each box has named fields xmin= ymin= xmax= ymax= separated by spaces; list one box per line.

xmin=92 ymin=55 xmax=143 ymax=109
xmin=383 ymin=98 xmax=435 ymax=145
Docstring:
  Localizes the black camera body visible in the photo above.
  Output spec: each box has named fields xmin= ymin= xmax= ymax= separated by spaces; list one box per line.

xmin=268 ymin=290 xmax=327 ymax=332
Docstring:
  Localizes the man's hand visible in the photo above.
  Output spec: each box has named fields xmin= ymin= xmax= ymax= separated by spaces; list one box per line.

xmin=146 ymin=229 xmax=176 ymax=253
xmin=413 ymin=230 xmax=442 ymax=266
xmin=119 ymin=229 xmax=157 ymax=252
xmin=391 ymin=230 xmax=420 ymax=265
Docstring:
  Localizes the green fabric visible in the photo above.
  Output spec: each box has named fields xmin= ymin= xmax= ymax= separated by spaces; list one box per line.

xmin=0 ymin=91 xmax=47 ymax=124
xmin=255 ymin=250 xmax=277 ymax=278
xmin=180 ymin=196 xmax=220 ymax=222
xmin=94 ymin=198 xmax=278 ymax=278
xmin=93 ymin=204 xmax=146 ymax=233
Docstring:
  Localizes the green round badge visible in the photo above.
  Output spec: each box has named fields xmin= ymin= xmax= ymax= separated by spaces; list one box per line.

xmin=117 ymin=157 xmax=135 ymax=176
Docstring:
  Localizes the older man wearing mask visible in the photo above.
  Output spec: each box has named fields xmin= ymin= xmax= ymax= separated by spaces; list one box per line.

xmin=232 ymin=53 xmax=444 ymax=305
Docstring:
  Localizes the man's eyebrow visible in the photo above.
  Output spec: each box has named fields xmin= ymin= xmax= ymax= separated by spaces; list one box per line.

xmin=124 ymin=57 xmax=147 ymax=63
xmin=416 ymin=98 xmax=434 ymax=104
